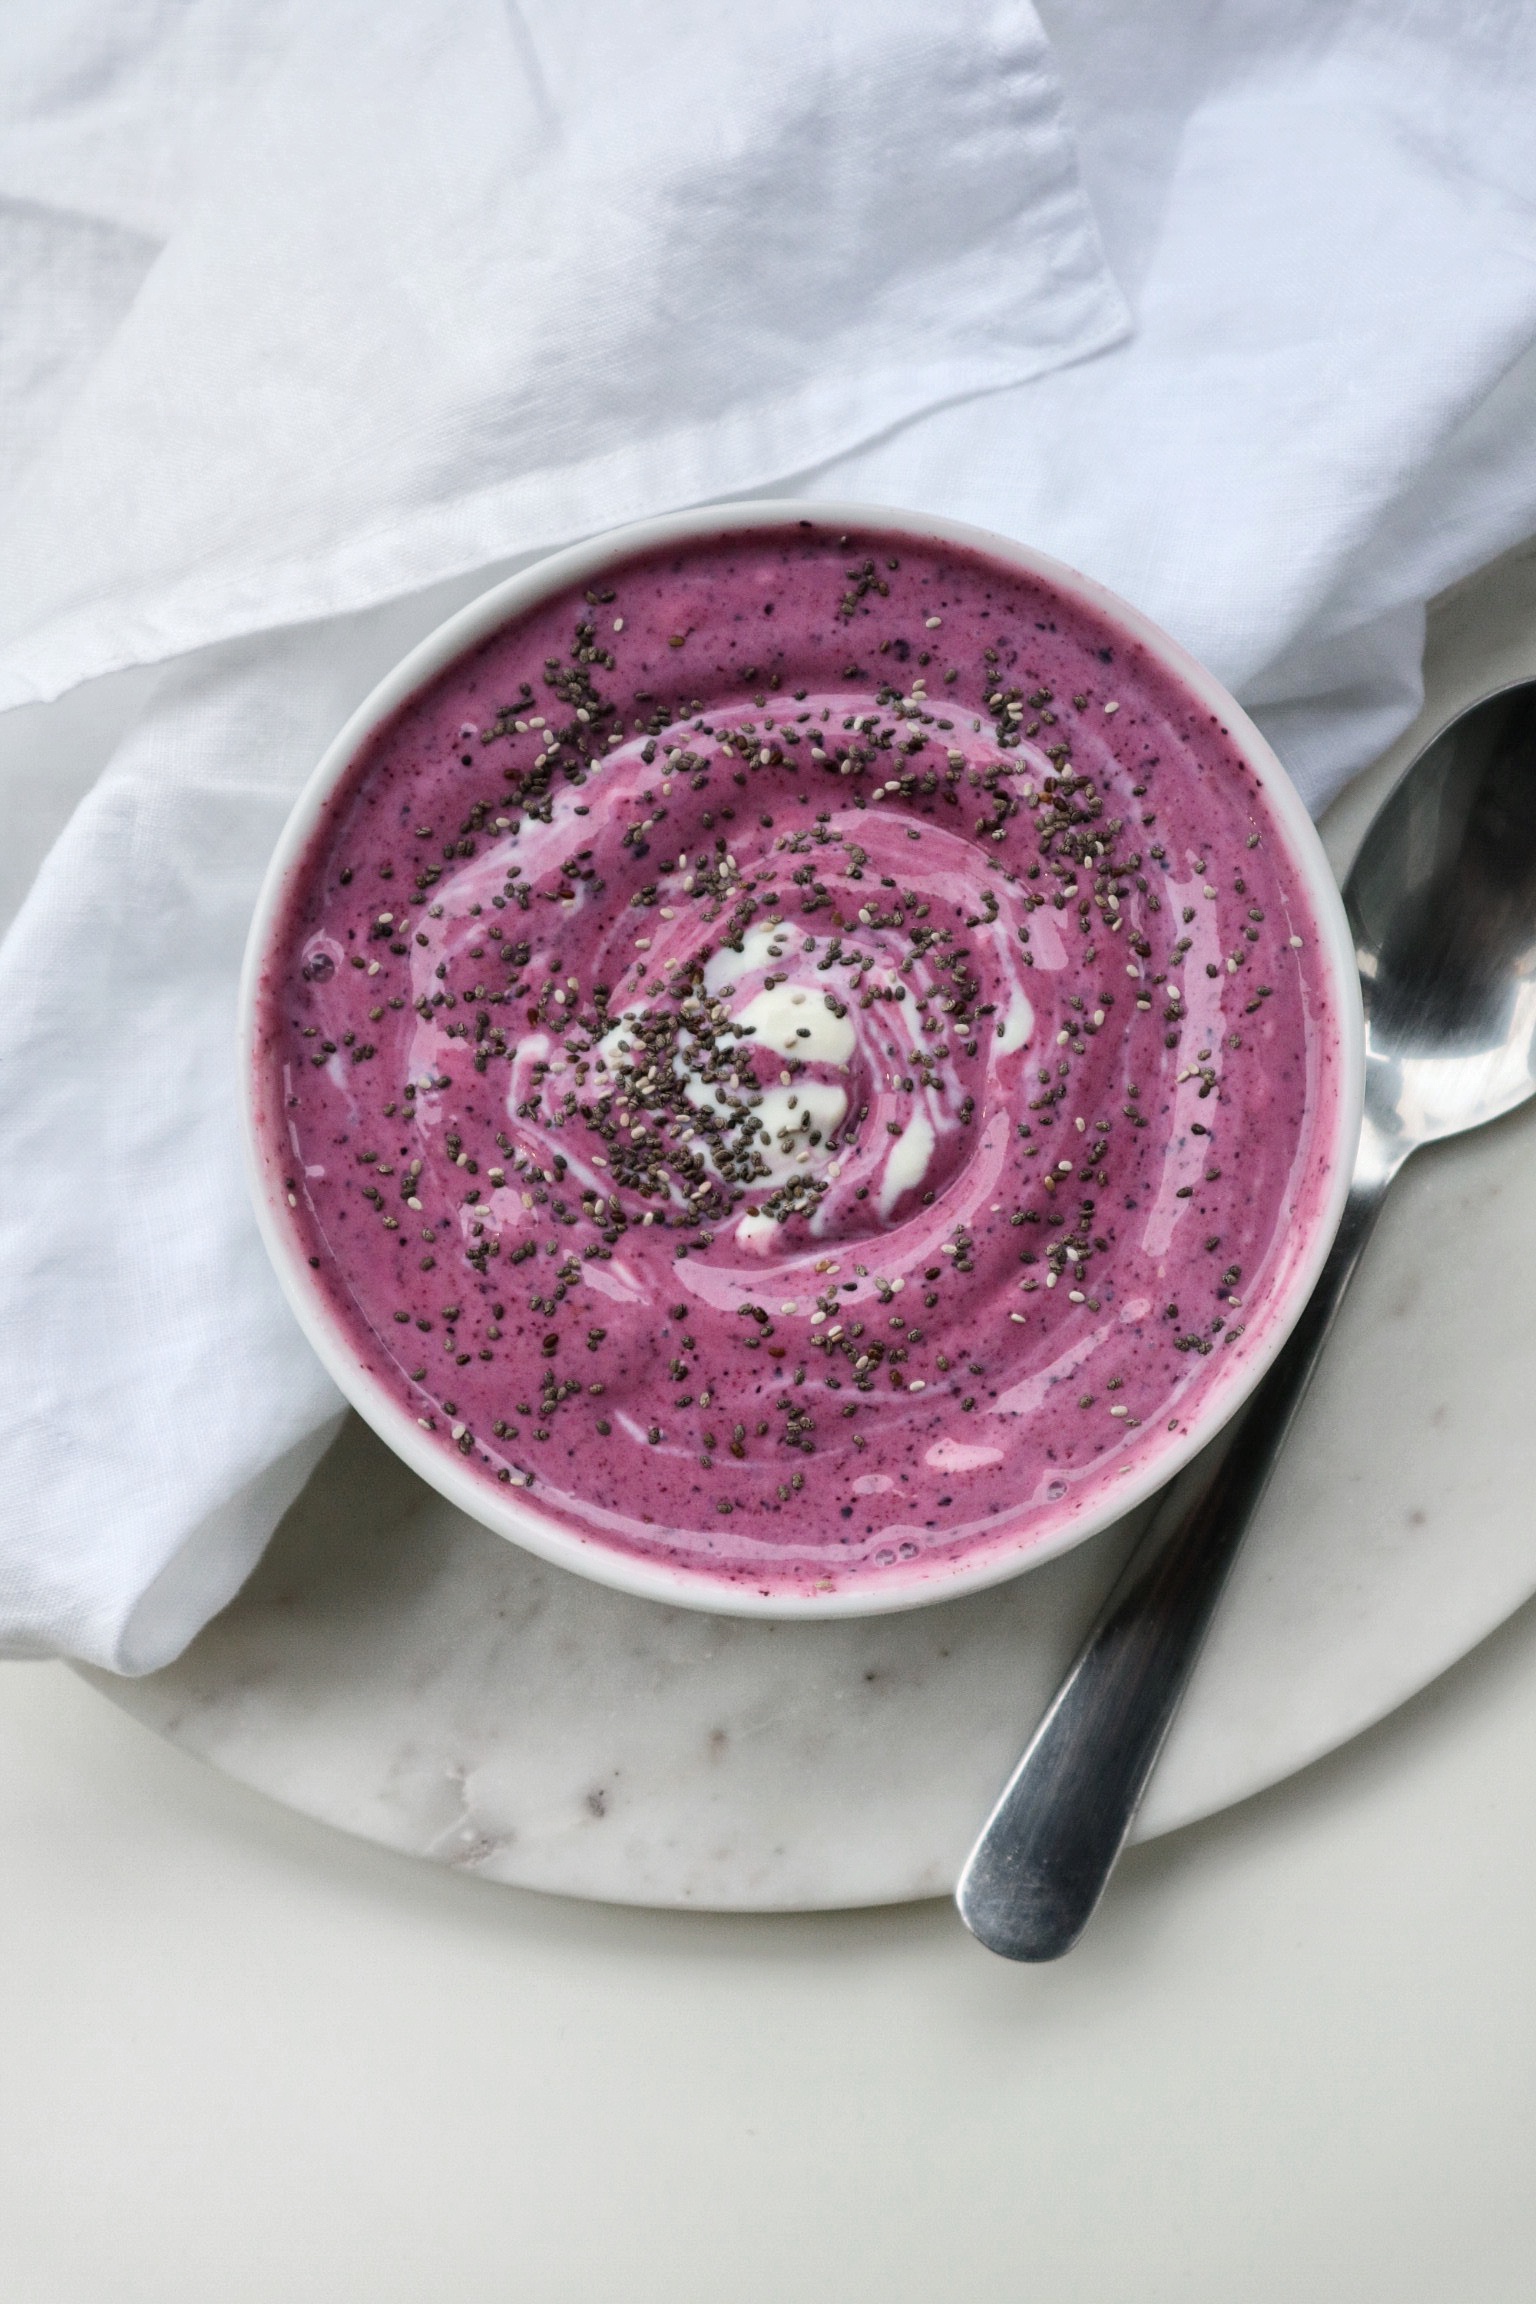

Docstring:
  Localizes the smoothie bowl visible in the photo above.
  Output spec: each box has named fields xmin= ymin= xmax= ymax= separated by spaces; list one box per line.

xmin=240 ymin=504 xmax=1361 ymax=1616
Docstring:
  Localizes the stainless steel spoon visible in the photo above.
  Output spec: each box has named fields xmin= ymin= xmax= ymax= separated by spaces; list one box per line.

xmin=957 ymin=680 xmax=1536 ymax=1962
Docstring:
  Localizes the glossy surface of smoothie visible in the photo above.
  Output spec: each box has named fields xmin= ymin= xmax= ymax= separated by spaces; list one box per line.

xmin=254 ymin=523 xmax=1345 ymax=1598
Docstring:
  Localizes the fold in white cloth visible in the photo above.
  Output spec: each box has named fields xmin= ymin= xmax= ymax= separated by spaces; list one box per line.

xmin=0 ymin=0 xmax=1125 ymax=703
xmin=3 ymin=0 xmax=1536 ymax=1671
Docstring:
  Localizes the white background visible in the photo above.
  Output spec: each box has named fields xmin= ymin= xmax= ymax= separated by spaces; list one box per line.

xmin=4 ymin=1605 xmax=1535 ymax=2302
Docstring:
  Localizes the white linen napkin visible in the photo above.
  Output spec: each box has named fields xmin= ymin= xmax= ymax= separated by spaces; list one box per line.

xmin=4 ymin=0 xmax=1536 ymax=1672
xmin=0 ymin=0 xmax=1124 ymax=705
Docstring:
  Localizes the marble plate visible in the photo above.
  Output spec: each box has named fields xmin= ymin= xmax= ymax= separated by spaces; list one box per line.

xmin=84 ymin=541 xmax=1536 ymax=1911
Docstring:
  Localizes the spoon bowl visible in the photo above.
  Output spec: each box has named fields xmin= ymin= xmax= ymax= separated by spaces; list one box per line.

xmin=1353 ymin=682 xmax=1536 ymax=1151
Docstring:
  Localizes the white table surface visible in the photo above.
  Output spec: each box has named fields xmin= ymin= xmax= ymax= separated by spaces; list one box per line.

xmin=7 ymin=548 xmax=1536 ymax=2303
xmin=6 ymin=1613 xmax=1536 ymax=2303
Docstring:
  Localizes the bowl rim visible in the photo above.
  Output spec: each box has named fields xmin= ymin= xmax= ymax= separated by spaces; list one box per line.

xmin=238 ymin=497 xmax=1364 ymax=1618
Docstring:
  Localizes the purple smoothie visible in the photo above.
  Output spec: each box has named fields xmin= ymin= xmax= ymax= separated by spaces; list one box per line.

xmin=253 ymin=523 xmax=1345 ymax=1597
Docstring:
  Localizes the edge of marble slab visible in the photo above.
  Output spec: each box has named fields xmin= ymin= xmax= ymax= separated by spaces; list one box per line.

xmin=75 ymin=1574 xmax=1536 ymax=1914
xmin=76 ymin=1445 xmax=1153 ymax=1912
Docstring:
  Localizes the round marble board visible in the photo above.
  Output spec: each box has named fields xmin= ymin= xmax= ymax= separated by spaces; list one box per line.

xmin=86 ymin=543 xmax=1536 ymax=1911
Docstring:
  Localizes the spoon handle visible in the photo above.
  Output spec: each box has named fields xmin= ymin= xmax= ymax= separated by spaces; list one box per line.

xmin=956 ymin=1151 xmax=1395 ymax=1962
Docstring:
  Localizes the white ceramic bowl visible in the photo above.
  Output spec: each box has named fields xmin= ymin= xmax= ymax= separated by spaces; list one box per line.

xmin=239 ymin=501 xmax=1363 ymax=1616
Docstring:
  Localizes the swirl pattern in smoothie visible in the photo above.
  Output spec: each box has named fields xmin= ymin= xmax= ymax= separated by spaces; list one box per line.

xmin=254 ymin=524 xmax=1344 ymax=1597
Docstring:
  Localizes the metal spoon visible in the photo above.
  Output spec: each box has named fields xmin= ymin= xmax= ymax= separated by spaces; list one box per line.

xmin=957 ymin=680 xmax=1536 ymax=1962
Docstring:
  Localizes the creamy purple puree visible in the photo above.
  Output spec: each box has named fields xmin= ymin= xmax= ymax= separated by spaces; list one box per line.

xmin=256 ymin=524 xmax=1343 ymax=1597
